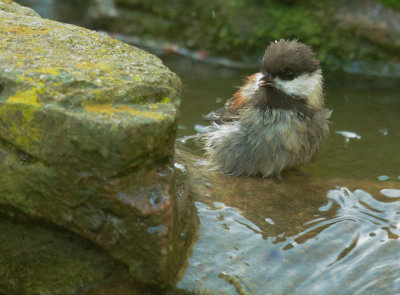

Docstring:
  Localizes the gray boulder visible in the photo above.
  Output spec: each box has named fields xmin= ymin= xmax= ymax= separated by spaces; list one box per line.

xmin=0 ymin=0 xmax=196 ymax=287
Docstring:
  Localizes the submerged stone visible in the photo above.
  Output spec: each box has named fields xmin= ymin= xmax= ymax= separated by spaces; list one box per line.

xmin=0 ymin=0 xmax=196 ymax=288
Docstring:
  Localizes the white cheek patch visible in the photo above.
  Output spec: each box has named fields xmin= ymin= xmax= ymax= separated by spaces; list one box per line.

xmin=274 ymin=69 xmax=323 ymax=110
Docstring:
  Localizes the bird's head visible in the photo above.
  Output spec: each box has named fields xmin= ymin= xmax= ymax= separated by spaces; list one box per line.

xmin=256 ymin=39 xmax=324 ymax=112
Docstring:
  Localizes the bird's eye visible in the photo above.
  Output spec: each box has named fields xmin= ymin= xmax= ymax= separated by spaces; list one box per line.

xmin=281 ymin=70 xmax=295 ymax=81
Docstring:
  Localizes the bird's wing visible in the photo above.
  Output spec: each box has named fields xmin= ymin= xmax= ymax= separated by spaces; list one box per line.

xmin=202 ymin=98 xmax=241 ymax=124
xmin=202 ymin=106 xmax=226 ymax=122
xmin=202 ymin=73 xmax=259 ymax=124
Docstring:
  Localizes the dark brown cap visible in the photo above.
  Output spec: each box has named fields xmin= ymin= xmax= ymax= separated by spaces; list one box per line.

xmin=261 ymin=40 xmax=320 ymax=77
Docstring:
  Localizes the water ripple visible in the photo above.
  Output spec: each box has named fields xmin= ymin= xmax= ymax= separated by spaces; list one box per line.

xmin=327 ymin=187 xmax=400 ymax=236
xmin=179 ymin=188 xmax=400 ymax=295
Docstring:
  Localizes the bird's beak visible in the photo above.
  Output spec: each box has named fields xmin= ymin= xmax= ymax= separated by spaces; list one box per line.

xmin=258 ymin=74 xmax=274 ymax=87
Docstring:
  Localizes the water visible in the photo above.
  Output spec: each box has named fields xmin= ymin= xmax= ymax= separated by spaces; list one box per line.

xmin=178 ymin=190 xmax=400 ymax=294
xmin=163 ymin=56 xmax=400 ymax=294
xmin=166 ymin=55 xmax=400 ymax=181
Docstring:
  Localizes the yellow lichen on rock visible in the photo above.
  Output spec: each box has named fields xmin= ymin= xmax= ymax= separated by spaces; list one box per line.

xmin=1 ymin=86 xmax=44 ymax=149
xmin=0 ymin=103 xmax=42 ymax=148
xmin=75 ymin=61 xmax=112 ymax=73
xmin=33 ymin=66 xmax=61 ymax=76
xmin=7 ymin=88 xmax=42 ymax=106
xmin=3 ymin=24 xmax=49 ymax=35
xmin=84 ymin=103 xmax=165 ymax=120
xmin=75 ymin=61 xmax=95 ymax=71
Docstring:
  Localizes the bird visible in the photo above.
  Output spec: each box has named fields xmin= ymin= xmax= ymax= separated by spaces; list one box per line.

xmin=202 ymin=39 xmax=331 ymax=178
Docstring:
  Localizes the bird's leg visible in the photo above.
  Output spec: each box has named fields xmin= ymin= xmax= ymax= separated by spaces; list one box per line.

xmin=291 ymin=168 xmax=309 ymax=177
xmin=271 ymin=172 xmax=283 ymax=182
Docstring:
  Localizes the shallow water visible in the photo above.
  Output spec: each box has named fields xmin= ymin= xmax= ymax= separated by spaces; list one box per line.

xmin=163 ymin=56 xmax=400 ymax=294
xmin=177 ymin=189 xmax=400 ymax=294
xmin=167 ymin=56 xmax=400 ymax=181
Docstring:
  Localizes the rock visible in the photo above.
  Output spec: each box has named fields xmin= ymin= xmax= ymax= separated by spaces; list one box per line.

xmin=0 ymin=0 xmax=197 ymax=287
xmin=335 ymin=0 xmax=400 ymax=49
xmin=0 ymin=0 xmax=38 ymax=16
xmin=0 ymin=209 xmax=137 ymax=295
xmin=334 ymin=0 xmax=400 ymax=76
xmin=0 ymin=190 xmax=193 ymax=295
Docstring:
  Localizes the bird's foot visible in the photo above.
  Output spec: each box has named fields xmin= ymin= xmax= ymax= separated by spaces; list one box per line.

xmin=271 ymin=172 xmax=283 ymax=183
xmin=291 ymin=168 xmax=309 ymax=177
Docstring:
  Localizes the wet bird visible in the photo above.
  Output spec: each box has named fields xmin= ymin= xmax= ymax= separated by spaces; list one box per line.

xmin=203 ymin=39 xmax=331 ymax=178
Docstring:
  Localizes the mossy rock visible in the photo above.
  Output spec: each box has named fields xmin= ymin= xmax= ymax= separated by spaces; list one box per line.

xmin=0 ymin=1 xmax=197 ymax=288
xmin=0 ymin=1 xmax=182 ymax=173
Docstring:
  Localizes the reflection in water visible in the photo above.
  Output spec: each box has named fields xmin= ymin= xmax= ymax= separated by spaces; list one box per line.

xmin=334 ymin=130 xmax=362 ymax=143
xmin=381 ymin=189 xmax=400 ymax=198
xmin=179 ymin=188 xmax=400 ymax=295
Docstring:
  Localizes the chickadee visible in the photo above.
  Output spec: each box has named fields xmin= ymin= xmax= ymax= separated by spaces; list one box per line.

xmin=203 ymin=39 xmax=331 ymax=178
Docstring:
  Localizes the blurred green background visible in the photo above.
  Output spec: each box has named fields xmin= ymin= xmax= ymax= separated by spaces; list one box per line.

xmin=15 ymin=0 xmax=400 ymax=77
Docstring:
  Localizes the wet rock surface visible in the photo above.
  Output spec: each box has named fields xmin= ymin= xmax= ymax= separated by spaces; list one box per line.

xmin=175 ymin=149 xmax=400 ymax=294
xmin=0 ymin=0 xmax=196 ymax=289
